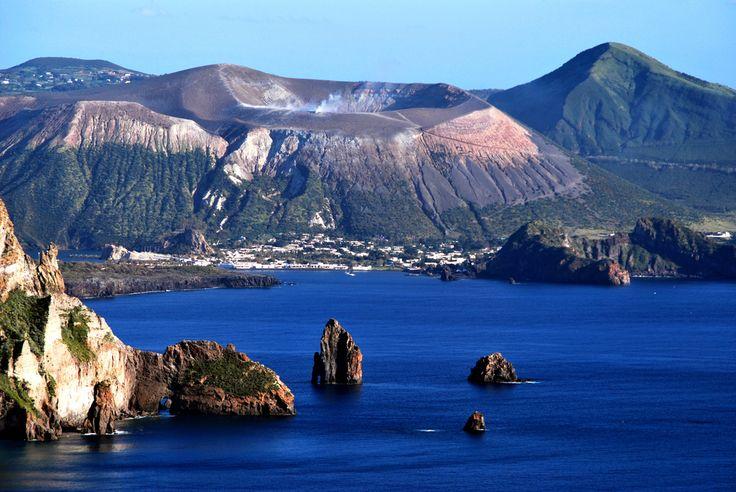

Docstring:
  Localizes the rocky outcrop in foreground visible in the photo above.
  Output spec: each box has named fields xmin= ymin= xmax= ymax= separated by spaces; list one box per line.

xmin=82 ymin=382 xmax=116 ymax=435
xmin=476 ymin=221 xmax=631 ymax=286
xmin=0 ymin=199 xmax=293 ymax=441
xmin=463 ymin=411 xmax=486 ymax=433
xmin=311 ymin=319 xmax=363 ymax=385
xmin=61 ymin=262 xmax=279 ymax=298
xmin=468 ymin=353 xmax=518 ymax=384
xmin=165 ymin=341 xmax=294 ymax=416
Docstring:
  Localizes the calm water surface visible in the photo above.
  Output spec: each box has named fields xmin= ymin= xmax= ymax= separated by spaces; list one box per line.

xmin=1 ymin=272 xmax=735 ymax=490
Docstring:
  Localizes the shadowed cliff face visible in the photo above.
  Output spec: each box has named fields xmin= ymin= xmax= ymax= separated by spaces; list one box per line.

xmin=578 ymin=217 xmax=736 ymax=278
xmin=477 ymin=221 xmax=631 ymax=286
xmin=0 ymin=63 xmax=585 ymax=247
xmin=481 ymin=217 xmax=736 ymax=284
xmin=0 ymin=199 xmax=294 ymax=441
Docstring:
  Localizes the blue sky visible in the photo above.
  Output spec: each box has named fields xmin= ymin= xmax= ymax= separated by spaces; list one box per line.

xmin=2 ymin=0 xmax=735 ymax=89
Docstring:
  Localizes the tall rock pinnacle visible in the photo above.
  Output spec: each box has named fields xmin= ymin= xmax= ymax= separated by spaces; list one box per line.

xmin=311 ymin=319 xmax=363 ymax=385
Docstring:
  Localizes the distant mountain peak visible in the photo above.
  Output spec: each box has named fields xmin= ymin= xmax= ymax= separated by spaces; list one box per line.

xmin=488 ymin=42 xmax=736 ymax=162
xmin=8 ymin=56 xmax=143 ymax=74
xmin=0 ymin=57 xmax=151 ymax=95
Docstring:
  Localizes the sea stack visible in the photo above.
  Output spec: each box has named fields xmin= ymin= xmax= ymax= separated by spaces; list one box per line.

xmin=468 ymin=353 xmax=518 ymax=384
xmin=82 ymin=381 xmax=117 ymax=435
xmin=463 ymin=411 xmax=486 ymax=433
xmin=311 ymin=319 xmax=363 ymax=385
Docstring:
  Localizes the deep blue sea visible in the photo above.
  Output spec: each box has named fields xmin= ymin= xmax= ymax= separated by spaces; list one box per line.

xmin=1 ymin=271 xmax=735 ymax=490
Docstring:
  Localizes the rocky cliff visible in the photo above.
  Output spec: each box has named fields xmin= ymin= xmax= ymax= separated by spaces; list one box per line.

xmin=0 ymin=199 xmax=293 ymax=441
xmin=579 ymin=218 xmax=736 ymax=278
xmin=478 ymin=217 xmax=736 ymax=284
xmin=157 ymin=228 xmax=214 ymax=255
xmin=477 ymin=221 xmax=631 ymax=286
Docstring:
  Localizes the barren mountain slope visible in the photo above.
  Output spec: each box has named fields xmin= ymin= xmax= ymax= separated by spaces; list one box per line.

xmin=0 ymin=62 xmax=675 ymax=247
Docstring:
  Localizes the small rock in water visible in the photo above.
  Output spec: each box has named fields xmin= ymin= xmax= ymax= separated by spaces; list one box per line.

xmin=463 ymin=411 xmax=486 ymax=433
xmin=468 ymin=352 xmax=518 ymax=384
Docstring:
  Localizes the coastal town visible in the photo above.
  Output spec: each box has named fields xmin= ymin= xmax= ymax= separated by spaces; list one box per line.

xmin=218 ymin=234 xmax=494 ymax=272
xmin=103 ymin=232 xmax=496 ymax=273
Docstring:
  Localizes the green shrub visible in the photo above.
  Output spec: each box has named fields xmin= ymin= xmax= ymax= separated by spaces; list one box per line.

xmin=61 ymin=307 xmax=95 ymax=363
xmin=46 ymin=373 xmax=57 ymax=399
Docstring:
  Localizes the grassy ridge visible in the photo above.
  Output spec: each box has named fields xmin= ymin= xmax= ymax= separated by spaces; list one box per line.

xmin=475 ymin=158 xmax=696 ymax=238
xmin=592 ymin=159 xmax=736 ymax=213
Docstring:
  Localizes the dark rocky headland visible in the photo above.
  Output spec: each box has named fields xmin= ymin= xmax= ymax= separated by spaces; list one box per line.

xmin=472 ymin=217 xmax=735 ymax=286
xmin=61 ymin=262 xmax=279 ymax=298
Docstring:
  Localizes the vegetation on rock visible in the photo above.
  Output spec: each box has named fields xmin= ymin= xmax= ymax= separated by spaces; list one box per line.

xmin=184 ymin=351 xmax=280 ymax=398
xmin=0 ymin=290 xmax=51 ymax=359
xmin=61 ymin=262 xmax=279 ymax=298
xmin=61 ymin=307 xmax=94 ymax=363
xmin=0 ymin=374 xmax=38 ymax=417
xmin=487 ymin=42 xmax=736 ymax=216
xmin=477 ymin=221 xmax=631 ymax=286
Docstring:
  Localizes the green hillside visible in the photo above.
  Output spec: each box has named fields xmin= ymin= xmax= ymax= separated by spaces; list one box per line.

xmin=487 ymin=43 xmax=736 ymax=213
xmin=0 ymin=141 xmax=694 ymax=248
xmin=489 ymin=42 xmax=736 ymax=165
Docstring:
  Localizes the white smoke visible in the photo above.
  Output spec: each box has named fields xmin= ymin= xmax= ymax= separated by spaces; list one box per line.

xmin=315 ymin=93 xmax=346 ymax=113
xmin=237 ymin=92 xmax=349 ymax=113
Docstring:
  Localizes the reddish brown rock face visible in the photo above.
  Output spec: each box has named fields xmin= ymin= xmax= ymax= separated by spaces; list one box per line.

xmin=165 ymin=341 xmax=295 ymax=417
xmin=463 ymin=411 xmax=486 ymax=433
xmin=311 ymin=319 xmax=363 ymax=385
xmin=83 ymin=382 xmax=117 ymax=435
xmin=36 ymin=243 xmax=65 ymax=294
xmin=468 ymin=353 xmax=518 ymax=384
xmin=0 ymin=394 xmax=62 ymax=441
xmin=607 ymin=261 xmax=631 ymax=286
